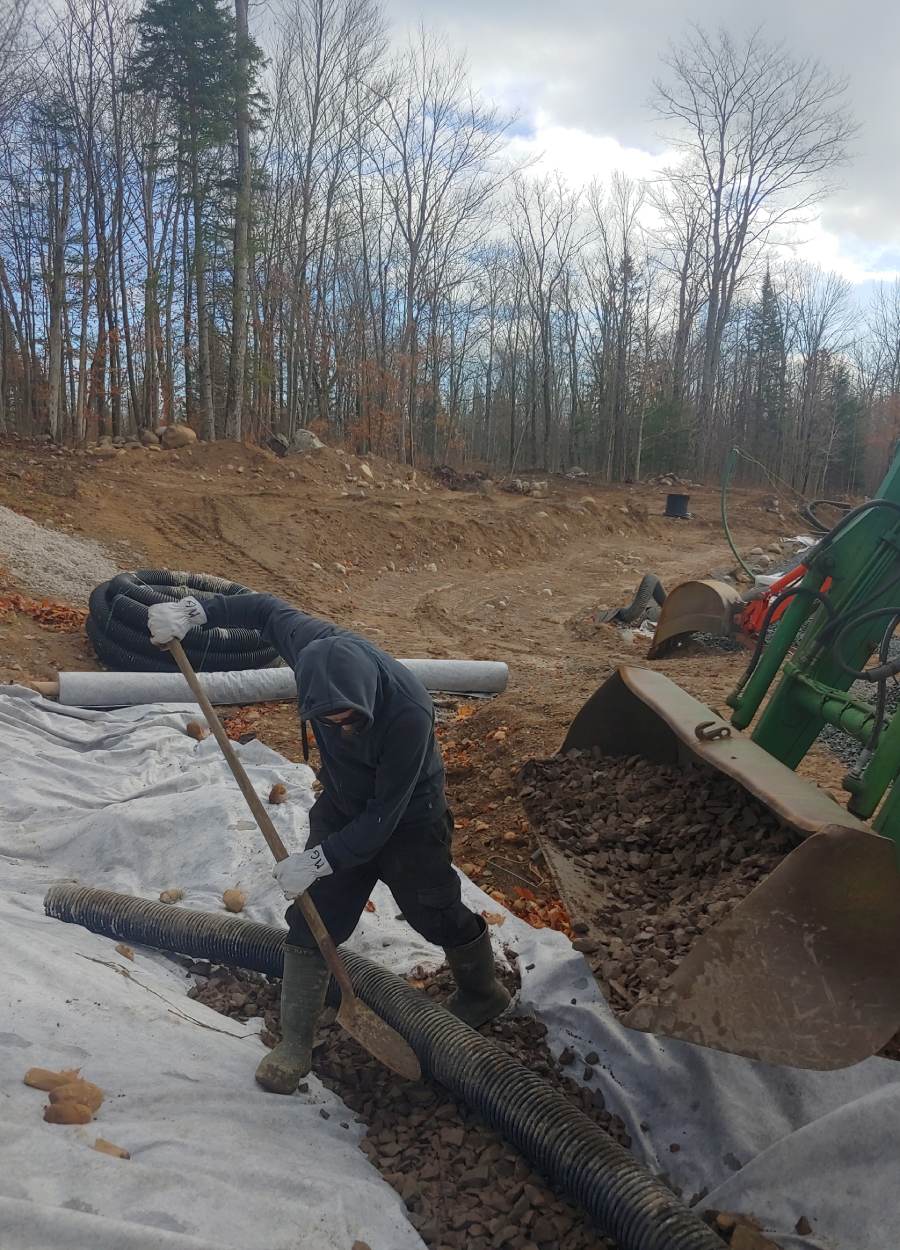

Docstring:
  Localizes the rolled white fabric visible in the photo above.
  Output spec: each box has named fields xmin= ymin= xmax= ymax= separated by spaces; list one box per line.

xmin=56 ymin=659 xmax=509 ymax=708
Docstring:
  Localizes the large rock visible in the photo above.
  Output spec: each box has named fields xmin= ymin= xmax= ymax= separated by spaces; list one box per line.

xmin=161 ymin=424 xmax=198 ymax=450
xmin=139 ymin=427 xmax=160 ymax=447
xmin=289 ymin=429 xmax=326 ymax=454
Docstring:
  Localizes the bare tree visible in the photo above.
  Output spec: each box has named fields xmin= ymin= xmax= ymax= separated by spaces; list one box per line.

xmin=654 ymin=26 xmax=855 ymax=471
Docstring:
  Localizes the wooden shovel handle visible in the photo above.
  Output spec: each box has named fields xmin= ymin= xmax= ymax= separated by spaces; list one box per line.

xmin=167 ymin=640 xmax=354 ymax=1001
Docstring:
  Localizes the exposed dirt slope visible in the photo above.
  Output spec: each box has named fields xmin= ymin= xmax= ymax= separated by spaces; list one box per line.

xmin=0 ymin=436 xmax=846 ymax=901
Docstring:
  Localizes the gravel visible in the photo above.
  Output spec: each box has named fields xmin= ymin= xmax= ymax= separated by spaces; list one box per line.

xmin=0 ymin=504 xmax=119 ymax=603
xmin=519 ymin=751 xmax=796 ymax=1013
xmin=187 ymin=962 xmax=642 ymax=1250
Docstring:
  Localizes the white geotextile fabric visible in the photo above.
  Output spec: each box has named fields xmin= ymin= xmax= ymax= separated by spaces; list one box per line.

xmin=1 ymin=687 xmax=897 ymax=1250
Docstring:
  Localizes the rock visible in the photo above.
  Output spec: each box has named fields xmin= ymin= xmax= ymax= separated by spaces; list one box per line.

xmin=565 ymin=466 xmax=587 ymax=478
xmin=541 ymin=588 xmax=552 ymax=597
xmin=88 ymin=444 xmax=118 ymax=458
xmin=146 ymin=443 xmax=161 ymax=452
xmin=334 ymin=562 xmax=348 ymax=575
xmin=795 ymin=1216 xmax=812 ymax=1236
xmin=289 ymin=429 xmax=325 ymax=454
xmin=97 ymin=434 xmax=113 ymax=446
xmin=222 ymin=888 xmax=246 ymax=913
xmin=139 ymin=428 xmax=160 ymax=446
xmin=159 ymin=888 xmax=184 ymax=904
xmin=424 ymin=562 xmax=437 ymax=573
xmin=572 ymin=938 xmax=599 ymax=955
xmin=161 ymin=424 xmax=198 ymax=450
xmin=749 ymin=546 xmax=764 ymax=556
xmin=360 ymin=463 xmax=374 ymax=480
xmin=754 ymin=554 xmax=772 ymax=570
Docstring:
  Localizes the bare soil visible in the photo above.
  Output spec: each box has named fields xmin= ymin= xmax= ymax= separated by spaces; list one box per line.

xmin=0 ymin=435 xmax=850 ymax=901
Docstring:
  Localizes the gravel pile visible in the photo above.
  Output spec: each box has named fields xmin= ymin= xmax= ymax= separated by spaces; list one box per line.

xmin=0 ymin=504 xmax=119 ymax=602
xmin=188 ymin=962 xmax=637 ymax=1250
xmin=519 ymin=751 xmax=797 ymax=1013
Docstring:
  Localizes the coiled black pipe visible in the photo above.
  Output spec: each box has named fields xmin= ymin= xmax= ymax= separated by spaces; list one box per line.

xmin=87 ymin=570 xmax=277 ymax=672
xmin=45 ymin=883 xmax=723 ymax=1250
xmin=595 ymin=574 xmax=667 ymax=626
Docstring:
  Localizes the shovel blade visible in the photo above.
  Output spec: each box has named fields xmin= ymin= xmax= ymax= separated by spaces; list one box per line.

xmin=337 ymin=997 xmax=421 ymax=1081
xmin=626 ymin=826 xmax=900 ymax=1069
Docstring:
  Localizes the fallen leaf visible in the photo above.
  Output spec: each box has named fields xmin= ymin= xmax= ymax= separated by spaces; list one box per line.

xmin=24 ymin=1067 xmax=81 ymax=1092
xmin=481 ymin=911 xmax=506 ymax=926
xmin=364 ymin=900 xmax=376 ymax=913
xmin=115 ymin=943 xmax=134 ymax=961
xmin=223 ymin=888 xmax=246 ymax=913
xmin=93 ymin=1137 xmax=130 ymax=1159
xmin=49 ymin=1080 xmax=104 ymax=1112
xmin=456 ymin=705 xmax=476 ymax=720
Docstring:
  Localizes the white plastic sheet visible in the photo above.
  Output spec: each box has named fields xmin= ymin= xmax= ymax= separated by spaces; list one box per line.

xmin=1 ymin=686 xmax=897 ymax=1250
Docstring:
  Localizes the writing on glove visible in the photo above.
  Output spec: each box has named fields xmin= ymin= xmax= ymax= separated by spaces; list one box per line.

xmin=147 ymin=596 xmax=208 ymax=645
xmin=273 ymin=844 xmax=333 ymax=898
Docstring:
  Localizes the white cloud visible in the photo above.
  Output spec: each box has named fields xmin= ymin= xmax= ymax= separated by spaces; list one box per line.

xmin=503 ymin=111 xmax=671 ymax=188
xmin=777 ymin=217 xmax=900 ymax=285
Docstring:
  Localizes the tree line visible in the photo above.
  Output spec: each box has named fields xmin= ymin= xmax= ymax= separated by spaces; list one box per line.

xmin=0 ymin=4 xmax=896 ymax=494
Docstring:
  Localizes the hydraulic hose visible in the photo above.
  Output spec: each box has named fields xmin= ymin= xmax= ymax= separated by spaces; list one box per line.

xmin=44 ymin=884 xmax=723 ymax=1250
xmin=721 ymin=448 xmax=754 ymax=580
xmin=87 ymin=570 xmax=278 ymax=672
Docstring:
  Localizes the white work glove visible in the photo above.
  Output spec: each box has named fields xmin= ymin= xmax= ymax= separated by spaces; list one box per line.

xmin=147 ymin=596 xmax=208 ymax=644
xmin=273 ymin=845 xmax=333 ymax=898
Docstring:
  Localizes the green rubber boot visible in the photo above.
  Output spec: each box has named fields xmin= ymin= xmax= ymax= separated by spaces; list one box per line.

xmin=444 ymin=918 xmax=511 ymax=1028
xmin=255 ymin=945 xmax=328 ymax=1094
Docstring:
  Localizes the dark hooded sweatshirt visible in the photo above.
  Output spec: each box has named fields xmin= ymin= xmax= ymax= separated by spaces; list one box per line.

xmin=201 ymin=593 xmax=446 ymax=871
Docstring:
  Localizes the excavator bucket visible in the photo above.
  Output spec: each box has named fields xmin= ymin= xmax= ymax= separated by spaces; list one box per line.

xmin=541 ymin=666 xmax=900 ymax=1069
xmin=647 ymin=578 xmax=744 ymax=658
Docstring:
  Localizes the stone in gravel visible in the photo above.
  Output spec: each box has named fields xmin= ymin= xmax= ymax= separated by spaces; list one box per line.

xmin=558 ymin=1047 xmax=575 ymax=1066
xmin=571 ymin=938 xmax=599 ymax=954
xmin=795 ymin=1216 xmax=812 ymax=1235
xmin=584 ymin=1052 xmax=599 ymax=1065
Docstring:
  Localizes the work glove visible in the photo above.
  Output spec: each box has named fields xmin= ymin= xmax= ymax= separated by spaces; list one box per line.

xmin=274 ymin=845 xmax=333 ymax=898
xmin=147 ymin=596 xmax=208 ymax=645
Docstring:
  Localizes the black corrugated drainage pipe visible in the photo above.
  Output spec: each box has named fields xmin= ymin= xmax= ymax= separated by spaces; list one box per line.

xmin=45 ymin=884 xmax=724 ymax=1250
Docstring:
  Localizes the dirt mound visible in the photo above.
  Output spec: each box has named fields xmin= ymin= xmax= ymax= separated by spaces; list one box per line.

xmin=519 ymin=750 xmax=796 ymax=1013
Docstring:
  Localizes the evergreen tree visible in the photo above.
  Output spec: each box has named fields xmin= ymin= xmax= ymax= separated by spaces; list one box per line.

xmin=130 ymin=0 xmax=262 ymax=438
xmin=747 ymin=267 xmax=787 ymax=468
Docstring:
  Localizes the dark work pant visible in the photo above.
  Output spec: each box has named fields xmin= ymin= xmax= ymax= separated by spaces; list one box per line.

xmin=285 ymin=791 xmax=482 ymax=952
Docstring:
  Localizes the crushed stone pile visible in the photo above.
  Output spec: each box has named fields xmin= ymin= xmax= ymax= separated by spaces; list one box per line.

xmin=0 ymin=503 xmax=118 ymax=602
xmin=519 ymin=751 xmax=797 ymax=1013
xmin=188 ymin=961 xmax=643 ymax=1250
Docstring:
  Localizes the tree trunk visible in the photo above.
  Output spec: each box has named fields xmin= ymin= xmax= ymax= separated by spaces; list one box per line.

xmin=47 ymin=167 xmax=72 ymax=443
xmin=225 ymin=0 xmax=251 ymax=444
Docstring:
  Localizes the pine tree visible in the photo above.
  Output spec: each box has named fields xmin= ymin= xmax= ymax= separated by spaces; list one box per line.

xmin=130 ymin=0 xmax=262 ymax=439
xmin=747 ymin=267 xmax=786 ymax=468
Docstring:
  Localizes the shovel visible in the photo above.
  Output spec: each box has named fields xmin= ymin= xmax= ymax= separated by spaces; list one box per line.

xmin=167 ymin=639 xmax=421 ymax=1081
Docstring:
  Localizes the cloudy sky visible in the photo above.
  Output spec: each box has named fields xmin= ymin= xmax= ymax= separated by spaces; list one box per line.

xmin=386 ymin=0 xmax=900 ymax=287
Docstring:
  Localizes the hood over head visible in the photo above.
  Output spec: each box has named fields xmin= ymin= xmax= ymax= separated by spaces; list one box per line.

xmin=296 ymin=635 xmax=380 ymax=728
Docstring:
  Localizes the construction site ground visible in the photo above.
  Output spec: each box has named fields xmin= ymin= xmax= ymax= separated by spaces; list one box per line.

xmin=0 ymin=435 xmax=849 ymax=917
xmin=1 ymin=436 xmax=884 ymax=1250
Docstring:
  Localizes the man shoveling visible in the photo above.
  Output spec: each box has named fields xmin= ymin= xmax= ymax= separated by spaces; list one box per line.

xmin=147 ymin=592 xmax=510 ymax=1094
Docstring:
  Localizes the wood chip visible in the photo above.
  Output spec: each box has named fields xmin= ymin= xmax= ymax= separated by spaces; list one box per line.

xmin=92 ymin=1137 xmax=130 ymax=1159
